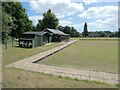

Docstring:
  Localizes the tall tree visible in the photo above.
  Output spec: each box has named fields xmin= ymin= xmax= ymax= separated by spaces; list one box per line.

xmin=83 ymin=22 xmax=88 ymax=37
xmin=36 ymin=9 xmax=59 ymax=31
xmin=2 ymin=1 xmax=32 ymax=48
xmin=2 ymin=2 xmax=32 ymax=38
xmin=2 ymin=4 xmax=15 ymax=49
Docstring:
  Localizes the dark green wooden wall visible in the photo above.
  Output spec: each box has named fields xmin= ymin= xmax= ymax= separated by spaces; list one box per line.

xmin=32 ymin=36 xmax=43 ymax=48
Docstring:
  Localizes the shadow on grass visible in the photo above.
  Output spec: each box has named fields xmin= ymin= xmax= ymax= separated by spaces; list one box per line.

xmin=13 ymin=45 xmax=32 ymax=49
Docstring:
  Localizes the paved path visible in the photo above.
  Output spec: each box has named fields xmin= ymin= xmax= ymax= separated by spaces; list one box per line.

xmin=6 ymin=40 xmax=119 ymax=84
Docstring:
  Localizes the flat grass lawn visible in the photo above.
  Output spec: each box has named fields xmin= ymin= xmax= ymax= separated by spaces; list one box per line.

xmin=2 ymin=41 xmax=116 ymax=88
xmin=38 ymin=40 xmax=118 ymax=73
xmin=2 ymin=42 xmax=62 ymax=66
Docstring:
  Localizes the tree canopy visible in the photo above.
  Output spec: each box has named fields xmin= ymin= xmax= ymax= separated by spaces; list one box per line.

xmin=34 ymin=9 xmax=80 ymax=37
xmin=83 ymin=22 xmax=88 ymax=37
xmin=36 ymin=9 xmax=59 ymax=31
xmin=2 ymin=2 xmax=32 ymax=38
xmin=58 ymin=25 xmax=80 ymax=37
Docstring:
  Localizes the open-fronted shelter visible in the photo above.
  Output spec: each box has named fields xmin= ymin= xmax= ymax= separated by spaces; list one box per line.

xmin=19 ymin=28 xmax=70 ymax=48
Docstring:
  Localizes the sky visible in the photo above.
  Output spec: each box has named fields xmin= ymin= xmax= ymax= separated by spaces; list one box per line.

xmin=18 ymin=0 xmax=119 ymax=33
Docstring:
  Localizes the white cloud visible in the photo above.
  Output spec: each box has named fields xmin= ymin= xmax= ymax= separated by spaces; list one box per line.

xmin=69 ymin=23 xmax=83 ymax=32
xmin=57 ymin=15 xmax=66 ymax=19
xmin=78 ymin=6 xmax=118 ymax=19
xmin=68 ymin=17 xmax=73 ymax=20
xmin=29 ymin=0 xmax=84 ymax=17
xmin=59 ymin=20 xmax=73 ymax=26
xmin=78 ymin=5 xmax=118 ymax=32
xmin=87 ymin=22 xmax=118 ymax=32
xmin=81 ymin=0 xmax=97 ymax=5
xmin=28 ymin=1 xmax=118 ymax=32
xmin=69 ymin=16 xmax=118 ymax=32
xmin=83 ymin=17 xmax=118 ymax=32
xmin=71 ymin=0 xmax=119 ymax=4
xmin=97 ymin=0 xmax=119 ymax=2
xmin=29 ymin=15 xmax=43 ymax=25
xmin=95 ymin=15 xmax=118 ymax=27
xmin=29 ymin=15 xmax=74 ymax=26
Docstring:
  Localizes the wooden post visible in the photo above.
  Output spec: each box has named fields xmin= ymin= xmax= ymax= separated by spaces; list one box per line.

xmin=48 ymin=36 xmax=49 ymax=43
xmin=32 ymin=40 xmax=34 ymax=48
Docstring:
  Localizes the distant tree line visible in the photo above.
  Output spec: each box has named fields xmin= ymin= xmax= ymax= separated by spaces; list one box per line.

xmin=82 ymin=22 xmax=120 ymax=38
xmin=58 ymin=25 xmax=80 ymax=37
xmin=88 ymin=31 xmax=118 ymax=37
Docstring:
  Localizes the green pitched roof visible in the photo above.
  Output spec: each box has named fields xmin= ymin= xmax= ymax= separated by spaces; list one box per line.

xmin=44 ymin=28 xmax=69 ymax=35
xmin=23 ymin=32 xmax=47 ymax=36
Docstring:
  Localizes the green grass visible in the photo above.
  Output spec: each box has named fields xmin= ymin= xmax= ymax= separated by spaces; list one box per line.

xmin=3 ymin=68 xmax=115 ymax=88
xmin=2 ymin=42 xmax=62 ymax=66
xmin=38 ymin=40 xmax=118 ymax=73
xmin=2 ymin=40 xmax=118 ymax=88
xmin=71 ymin=37 xmax=119 ymax=40
xmin=57 ymin=75 xmax=108 ymax=85
xmin=78 ymin=37 xmax=119 ymax=40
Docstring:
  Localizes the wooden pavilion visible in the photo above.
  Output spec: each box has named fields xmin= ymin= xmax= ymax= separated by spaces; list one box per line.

xmin=19 ymin=28 xmax=70 ymax=48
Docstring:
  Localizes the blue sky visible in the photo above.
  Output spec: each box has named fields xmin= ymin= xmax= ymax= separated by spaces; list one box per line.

xmin=19 ymin=0 xmax=119 ymax=33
